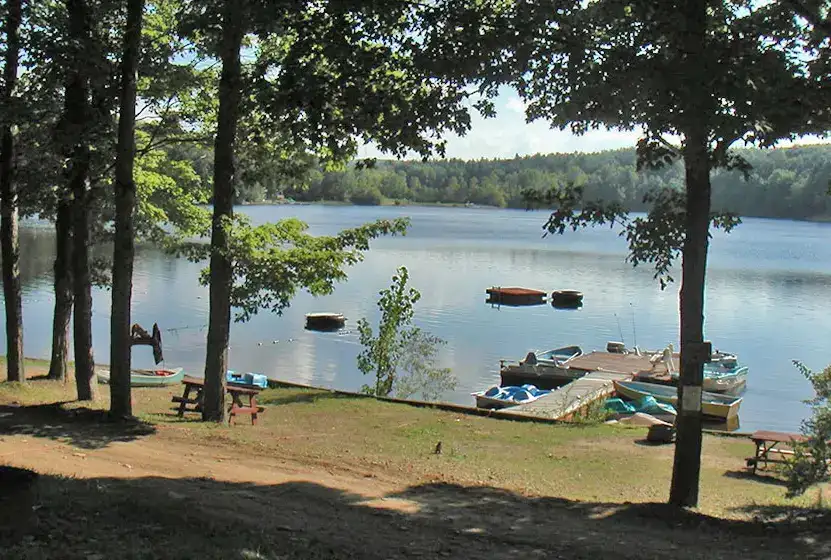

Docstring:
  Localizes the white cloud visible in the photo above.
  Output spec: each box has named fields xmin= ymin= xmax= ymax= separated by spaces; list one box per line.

xmin=504 ymin=96 xmax=526 ymax=114
xmin=358 ymin=86 xmax=828 ymax=162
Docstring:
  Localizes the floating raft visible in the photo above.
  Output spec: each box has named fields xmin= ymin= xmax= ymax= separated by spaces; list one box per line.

xmin=485 ymin=286 xmax=547 ymax=306
xmin=551 ymin=289 xmax=583 ymax=308
xmin=305 ymin=312 xmax=346 ymax=331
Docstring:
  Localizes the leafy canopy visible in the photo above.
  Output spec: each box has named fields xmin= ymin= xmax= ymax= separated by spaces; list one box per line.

xmin=182 ymin=218 xmax=410 ymax=322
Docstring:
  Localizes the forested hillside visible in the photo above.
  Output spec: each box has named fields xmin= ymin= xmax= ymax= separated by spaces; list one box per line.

xmin=232 ymin=144 xmax=831 ymax=220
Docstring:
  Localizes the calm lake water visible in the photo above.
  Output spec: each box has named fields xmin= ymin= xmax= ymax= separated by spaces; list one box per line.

xmin=8 ymin=205 xmax=831 ymax=432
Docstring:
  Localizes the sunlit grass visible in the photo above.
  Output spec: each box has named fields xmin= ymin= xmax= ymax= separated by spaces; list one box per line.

xmin=0 ymin=370 xmax=823 ymax=518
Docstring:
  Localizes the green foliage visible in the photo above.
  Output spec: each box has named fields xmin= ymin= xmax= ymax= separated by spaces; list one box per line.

xmin=181 ymin=218 xmax=410 ymax=322
xmin=349 ymin=184 xmax=383 ymax=206
xmin=393 ymin=330 xmax=456 ymax=401
xmin=784 ymin=360 xmax=831 ymax=497
xmin=357 ymin=266 xmax=455 ymax=399
xmin=230 ymin=145 xmax=831 ymax=220
xmin=133 ymin=129 xmax=212 ymax=248
xmin=357 ymin=267 xmax=420 ymax=398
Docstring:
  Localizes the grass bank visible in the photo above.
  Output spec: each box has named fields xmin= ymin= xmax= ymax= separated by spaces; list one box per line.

xmin=0 ymin=363 xmax=820 ymax=518
xmin=4 ymin=366 xmax=831 ymax=558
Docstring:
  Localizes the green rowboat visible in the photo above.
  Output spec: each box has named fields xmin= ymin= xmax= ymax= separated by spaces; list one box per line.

xmin=96 ymin=367 xmax=184 ymax=387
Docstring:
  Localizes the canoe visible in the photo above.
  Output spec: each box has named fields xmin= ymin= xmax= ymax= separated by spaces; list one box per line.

xmin=472 ymin=384 xmax=551 ymax=410
xmin=613 ymin=380 xmax=741 ymax=421
xmin=96 ymin=367 xmax=185 ymax=387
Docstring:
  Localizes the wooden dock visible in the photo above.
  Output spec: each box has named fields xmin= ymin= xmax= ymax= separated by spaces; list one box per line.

xmin=567 ymin=351 xmax=679 ymax=377
xmin=499 ymin=370 xmax=635 ymax=421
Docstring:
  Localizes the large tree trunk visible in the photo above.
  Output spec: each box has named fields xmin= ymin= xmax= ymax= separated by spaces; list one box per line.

xmin=0 ymin=0 xmax=24 ymax=383
xmin=202 ymin=0 xmax=244 ymax=422
xmin=109 ymin=0 xmax=144 ymax=420
xmin=669 ymin=0 xmax=711 ymax=509
xmin=47 ymin=201 xmax=73 ymax=381
xmin=66 ymin=0 xmax=95 ymax=401
xmin=71 ymin=156 xmax=94 ymax=401
xmin=669 ymin=129 xmax=711 ymax=508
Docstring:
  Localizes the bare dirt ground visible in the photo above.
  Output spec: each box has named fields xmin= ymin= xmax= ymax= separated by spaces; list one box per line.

xmin=2 ymin=397 xmax=831 ymax=560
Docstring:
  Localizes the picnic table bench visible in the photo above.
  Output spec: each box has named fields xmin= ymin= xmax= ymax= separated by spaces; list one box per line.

xmin=172 ymin=376 xmax=265 ymax=425
xmin=746 ymin=430 xmax=807 ymax=474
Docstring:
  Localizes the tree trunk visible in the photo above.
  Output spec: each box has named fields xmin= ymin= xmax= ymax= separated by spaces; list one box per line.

xmin=47 ymin=201 xmax=73 ymax=381
xmin=669 ymin=0 xmax=711 ymax=509
xmin=669 ymin=128 xmax=711 ymax=508
xmin=202 ymin=1 xmax=244 ymax=422
xmin=66 ymin=0 xmax=96 ymax=401
xmin=109 ymin=0 xmax=144 ymax=420
xmin=71 ymin=155 xmax=95 ymax=401
xmin=0 ymin=0 xmax=24 ymax=383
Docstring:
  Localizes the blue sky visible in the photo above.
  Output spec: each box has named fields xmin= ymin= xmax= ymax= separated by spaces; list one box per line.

xmin=361 ymin=87 xmax=828 ymax=161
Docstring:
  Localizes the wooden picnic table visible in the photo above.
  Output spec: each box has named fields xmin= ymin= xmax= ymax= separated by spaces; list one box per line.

xmin=746 ymin=430 xmax=807 ymax=474
xmin=172 ymin=376 xmax=265 ymax=425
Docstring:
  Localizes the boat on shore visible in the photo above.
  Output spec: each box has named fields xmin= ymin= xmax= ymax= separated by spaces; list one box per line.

xmin=472 ymin=384 xmax=551 ymax=409
xmin=499 ymin=346 xmax=584 ymax=389
xmin=96 ymin=367 xmax=184 ymax=387
xmin=613 ymin=380 xmax=742 ymax=421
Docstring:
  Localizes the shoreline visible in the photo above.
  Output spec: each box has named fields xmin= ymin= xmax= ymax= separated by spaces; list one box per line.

xmin=238 ymin=199 xmax=831 ymax=223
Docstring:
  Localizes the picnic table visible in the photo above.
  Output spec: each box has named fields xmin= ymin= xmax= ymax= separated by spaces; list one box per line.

xmin=172 ymin=376 xmax=265 ymax=425
xmin=746 ymin=430 xmax=807 ymax=474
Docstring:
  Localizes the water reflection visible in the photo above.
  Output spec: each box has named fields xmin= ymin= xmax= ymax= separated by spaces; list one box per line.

xmin=3 ymin=206 xmax=831 ymax=432
xmin=18 ymin=228 xmax=57 ymax=294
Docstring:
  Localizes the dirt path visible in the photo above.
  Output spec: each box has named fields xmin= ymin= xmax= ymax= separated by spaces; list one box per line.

xmin=2 ymin=416 xmax=830 ymax=560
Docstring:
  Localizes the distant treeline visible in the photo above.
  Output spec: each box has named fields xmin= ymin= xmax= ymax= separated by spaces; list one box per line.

xmin=232 ymin=144 xmax=831 ymax=220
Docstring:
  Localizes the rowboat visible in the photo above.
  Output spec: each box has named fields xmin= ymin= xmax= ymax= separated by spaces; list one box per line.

xmin=700 ymin=353 xmax=748 ymax=393
xmin=500 ymin=345 xmax=584 ymax=389
xmin=634 ymin=349 xmax=748 ymax=394
xmin=613 ymin=380 xmax=742 ymax=421
xmin=472 ymin=384 xmax=551 ymax=409
xmin=96 ymin=367 xmax=185 ymax=387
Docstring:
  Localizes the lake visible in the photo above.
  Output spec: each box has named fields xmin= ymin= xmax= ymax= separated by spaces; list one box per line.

xmin=9 ymin=204 xmax=831 ymax=432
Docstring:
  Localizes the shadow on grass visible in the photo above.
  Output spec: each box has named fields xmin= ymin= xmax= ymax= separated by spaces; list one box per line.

xmin=731 ymin=503 xmax=831 ymax=529
xmin=723 ymin=469 xmax=789 ymax=488
xmin=2 ymin=474 xmax=829 ymax=559
xmin=633 ymin=438 xmax=674 ymax=447
xmin=0 ymin=402 xmax=155 ymax=450
xmin=258 ymin=389 xmax=358 ymax=407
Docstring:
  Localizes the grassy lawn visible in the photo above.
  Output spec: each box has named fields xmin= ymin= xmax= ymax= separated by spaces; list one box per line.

xmin=0 ymin=358 xmax=820 ymax=520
